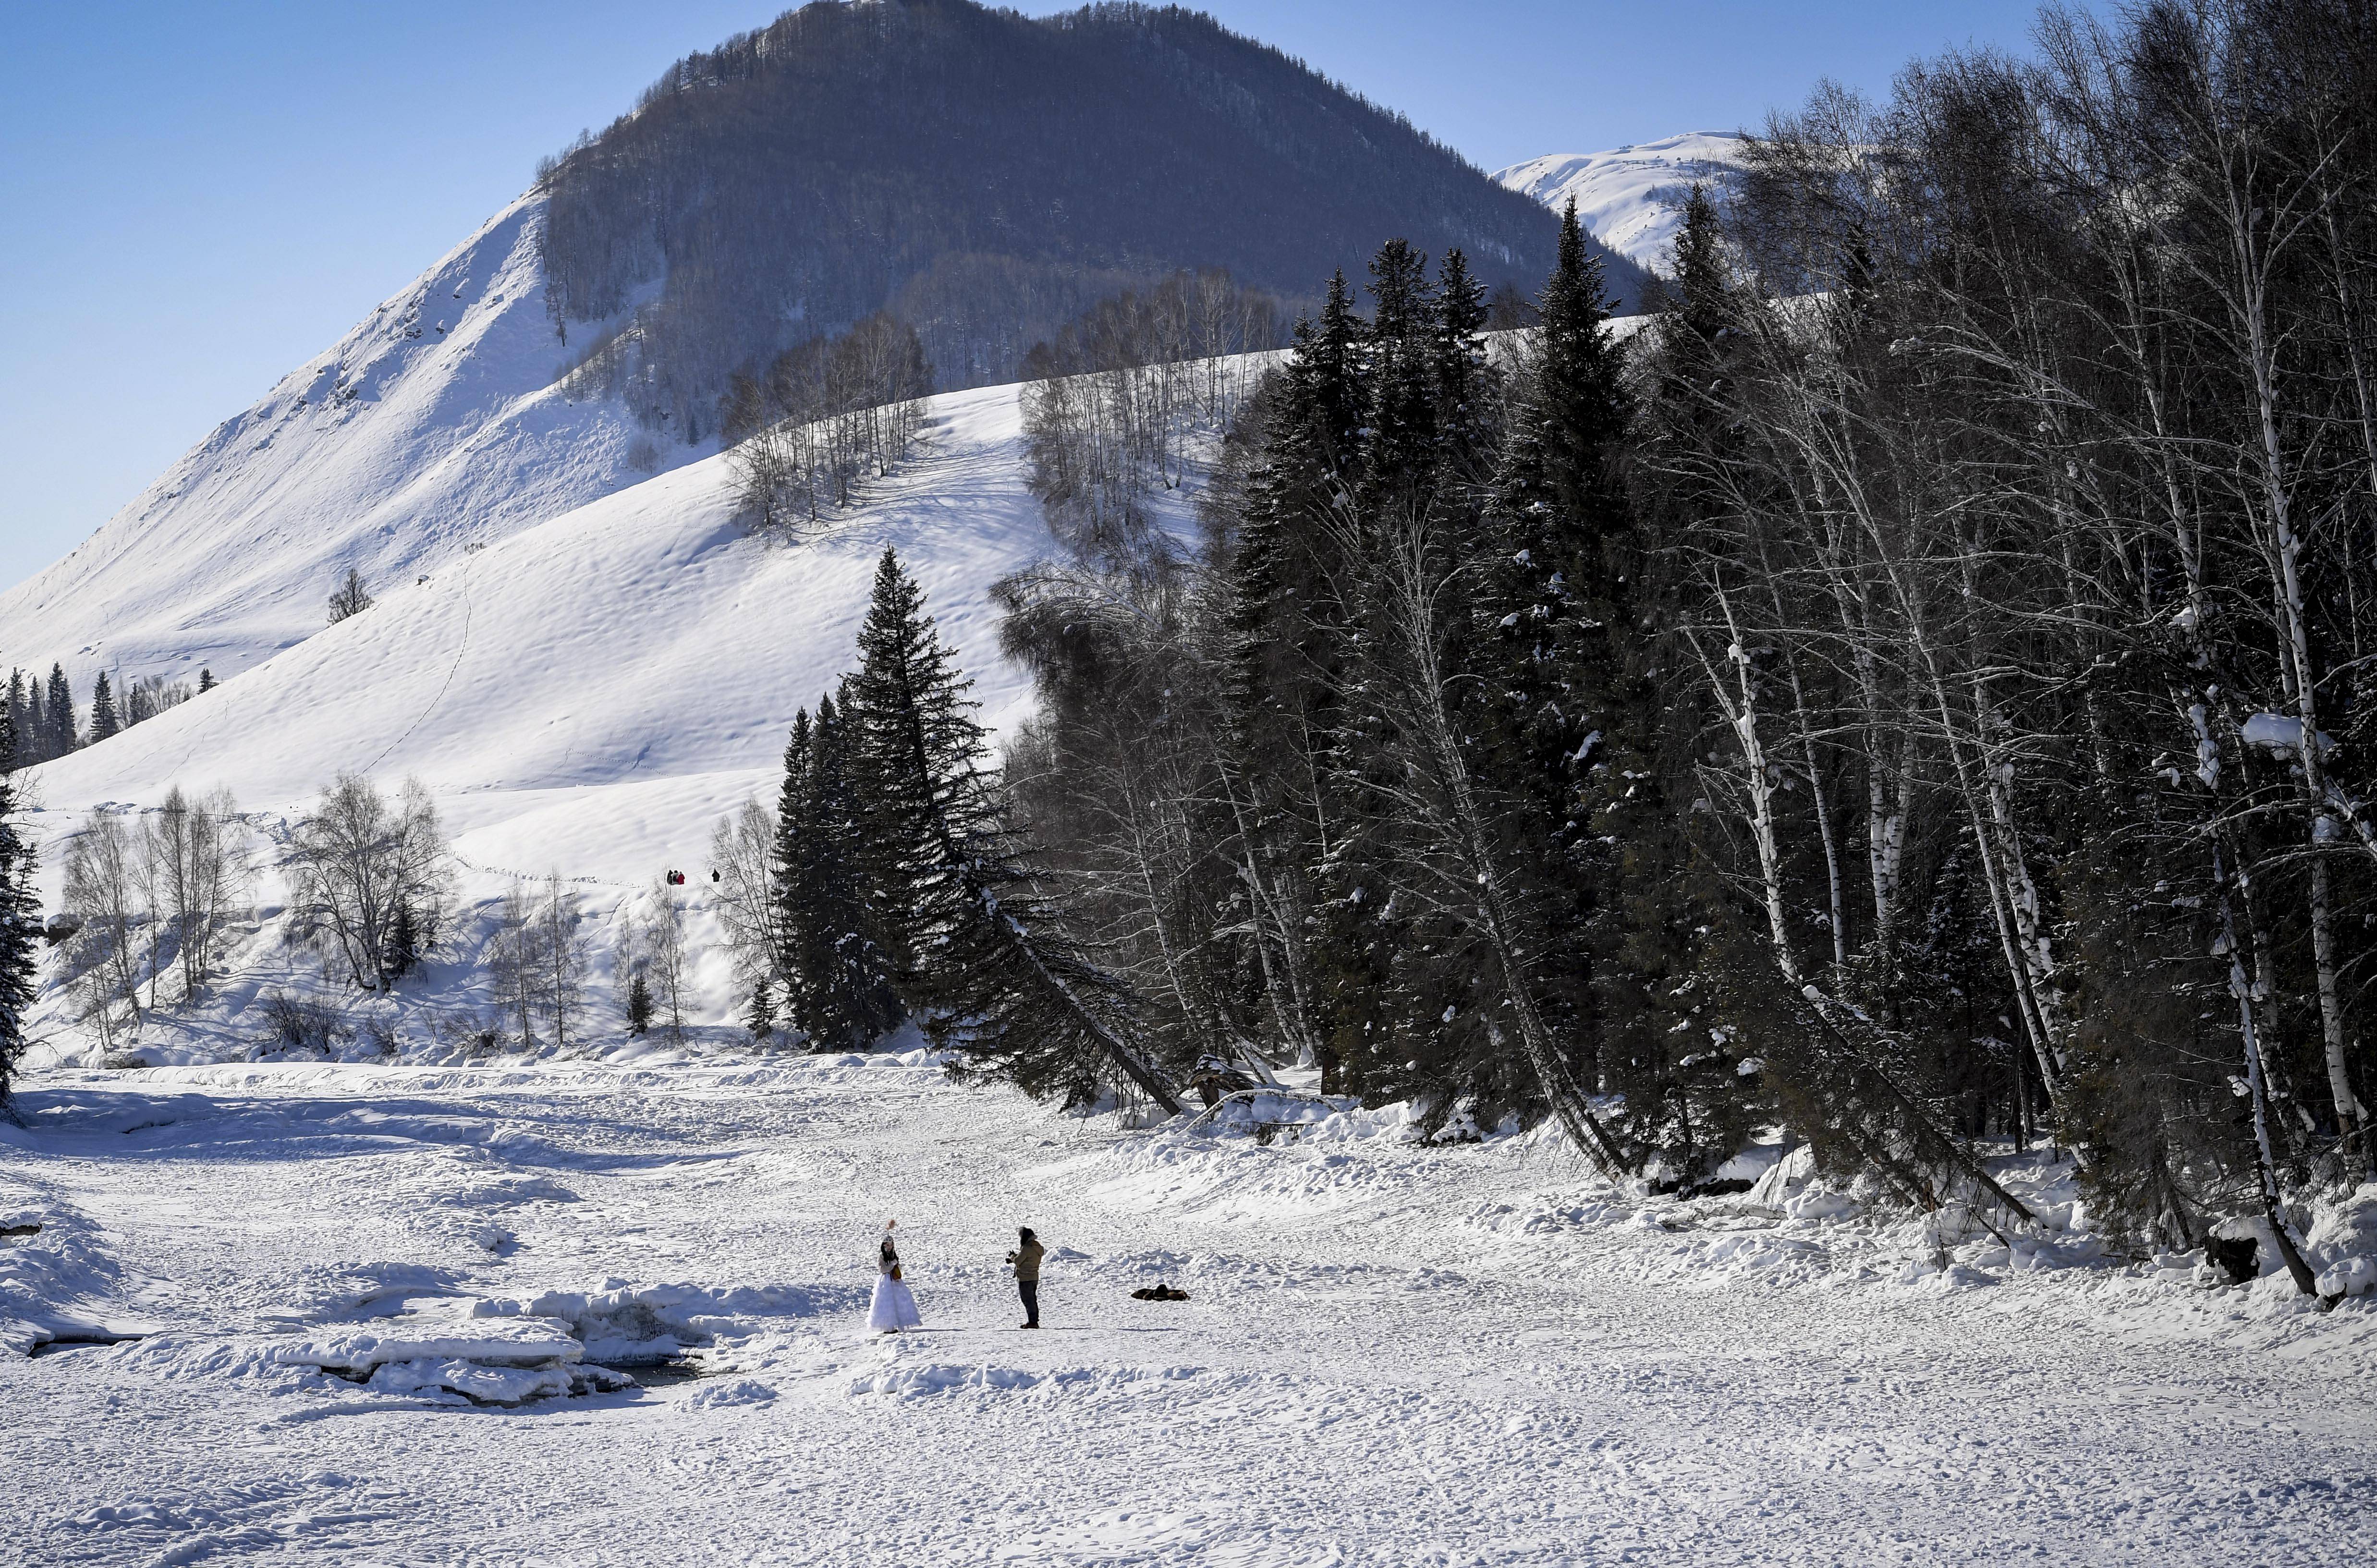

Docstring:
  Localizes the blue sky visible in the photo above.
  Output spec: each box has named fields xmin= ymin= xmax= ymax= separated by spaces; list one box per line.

xmin=0 ymin=0 xmax=2063 ymax=596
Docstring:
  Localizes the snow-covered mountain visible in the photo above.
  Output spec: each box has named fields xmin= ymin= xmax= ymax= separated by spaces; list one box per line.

xmin=0 ymin=194 xmax=694 ymax=692
xmin=1495 ymin=132 xmax=1748 ymax=274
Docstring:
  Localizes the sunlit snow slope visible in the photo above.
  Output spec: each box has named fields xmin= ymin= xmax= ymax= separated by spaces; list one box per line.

xmin=1495 ymin=132 xmax=1748 ymax=274
xmin=14 ymin=380 xmax=1060 ymax=1062
xmin=0 ymin=192 xmax=690 ymax=688
xmin=24 ymin=384 xmax=1048 ymax=883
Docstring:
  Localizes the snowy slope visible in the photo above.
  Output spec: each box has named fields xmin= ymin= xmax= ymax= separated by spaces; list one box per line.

xmin=0 ymin=192 xmax=690 ymax=690
xmin=1495 ymin=132 xmax=1748 ymax=273
xmin=12 ymin=381 xmax=1064 ymax=1059
xmin=21 ymin=378 xmax=1048 ymax=873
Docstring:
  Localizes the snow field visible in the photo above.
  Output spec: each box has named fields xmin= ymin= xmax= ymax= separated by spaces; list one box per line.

xmin=6 ymin=1052 xmax=2374 ymax=1565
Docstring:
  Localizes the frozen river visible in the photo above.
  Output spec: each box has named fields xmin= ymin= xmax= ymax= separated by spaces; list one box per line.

xmin=4 ymin=1052 xmax=2372 ymax=1565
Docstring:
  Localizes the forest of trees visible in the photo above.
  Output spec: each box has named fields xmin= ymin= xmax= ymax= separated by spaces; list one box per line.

xmin=720 ymin=313 xmax=938 ymax=529
xmin=533 ymin=0 xmax=1637 ymax=438
xmin=712 ymin=549 xmax=1182 ymax=1112
xmin=2 ymin=662 xmax=205 ymax=769
xmin=974 ymin=0 xmax=2377 ymax=1283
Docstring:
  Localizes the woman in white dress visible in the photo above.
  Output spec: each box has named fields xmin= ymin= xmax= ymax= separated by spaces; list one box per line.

xmin=867 ymin=1218 xmax=923 ymax=1333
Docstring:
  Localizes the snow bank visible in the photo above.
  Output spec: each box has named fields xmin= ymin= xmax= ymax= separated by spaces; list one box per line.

xmin=2308 ymin=1184 xmax=2377 ymax=1297
xmin=472 ymin=1279 xmax=863 ymax=1362
xmin=0 ymin=1178 xmax=126 ymax=1354
xmin=270 ymin=1313 xmax=584 ymax=1374
xmin=687 ymin=1377 xmax=777 ymax=1410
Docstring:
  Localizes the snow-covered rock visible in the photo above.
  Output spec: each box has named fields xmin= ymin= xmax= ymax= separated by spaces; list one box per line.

xmin=2308 ymin=1183 xmax=2377 ymax=1296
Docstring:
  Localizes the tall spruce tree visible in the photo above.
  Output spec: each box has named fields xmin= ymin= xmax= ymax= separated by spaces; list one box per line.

xmin=45 ymin=665 xmax=74 ymax=757
xmin=774 ymin=695 xmax=903 ymax=1050
xmin=0 ymin=707 xmax=40 ymax=1104
xmin=1431 ymin=248 xmax=1498 ymax=481
xmin=1478 ymin=192 xmax=1640 ymax=1089
xmin=1358 ymin=239 xmax=1439 ymax=499
xmin=844 ymin=548 xmax=1181 ymax=1112
xmin=1304 ymin=239 xmax=1449 ymax=1096
xmin=89 ymin=671 xmax=120 ymax=743
xmin=1601 ymin=179 xmax=1765 ymax=1173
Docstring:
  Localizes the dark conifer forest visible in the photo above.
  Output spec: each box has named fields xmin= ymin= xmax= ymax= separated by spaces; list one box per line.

xmin=809 ymin=0 xmax=2377 ymax=1287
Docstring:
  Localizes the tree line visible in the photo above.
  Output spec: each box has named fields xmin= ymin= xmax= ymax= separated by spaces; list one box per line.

xmin=1020 ymin=268 xmax=1285 ymax=567
xmin=4 ymin=664 xmax=212 ymax=768
xmin=985 ymin=0 xmax=2377 ymax=1285
xmin=719 ymin=313 xmax=936 ymax=531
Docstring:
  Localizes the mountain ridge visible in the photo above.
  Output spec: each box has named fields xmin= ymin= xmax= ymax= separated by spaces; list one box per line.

xmin=0 ymin=193 xmax=689 ymax=694
xmin=1495 ymin=132 xmax=1749 ymax=273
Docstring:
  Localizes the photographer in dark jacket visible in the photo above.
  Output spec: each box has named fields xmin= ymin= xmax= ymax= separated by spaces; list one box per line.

xmin=1007 ymin=1227 xmax=1045 ymax=1328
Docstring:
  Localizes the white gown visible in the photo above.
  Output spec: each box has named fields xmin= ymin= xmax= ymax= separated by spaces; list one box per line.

xmin=868 ymin=1248 xmax=922 ymax=1332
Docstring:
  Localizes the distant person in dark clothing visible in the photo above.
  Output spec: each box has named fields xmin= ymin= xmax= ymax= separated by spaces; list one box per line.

xmin=1007 ymin=1226 xmax=1045 ymax=1328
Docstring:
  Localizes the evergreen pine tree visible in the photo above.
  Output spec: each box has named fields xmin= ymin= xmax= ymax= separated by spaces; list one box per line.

xmin=1577 ymin=179 xmax=1743 ymax=1172
xmin=26 ymin=674 xmax=48 ymax=766
xmin=746 ymin=975 xmax=776 ymax=1042
xmin=844 ymin=548 xmax=1182 ymax=1112
xmin=0 ymin=707 xmax=40 ymax=1104
xmin=776 ymin=696 xmax=904 ymax=1050
xmin=1535 ymin=197 xmax=1633 ymax=543
xmin=197 ymin=668 xmax=216 ymax=694
xmin=1301 ymin=270 xmax=1367 ymax=475
xmin=90 ymin=671 xmax=120 ymax=743
xmin=625 ymin=971 xmax=654 ymax=1036
xmin=384 ymin=900 xmax=420 ymax=981
xmin=1303 ymin=238 xmax=1451 ymax=1102
xmin=45 ymin=665 xmax=74 ymax=756
xmin=1 ymin=673 xmax=24 ymax=771
xmin=1359 ymin=238 xmax=1439 ymax=498
xmin=1431 ymin=248 xmax=1498 ymax=482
